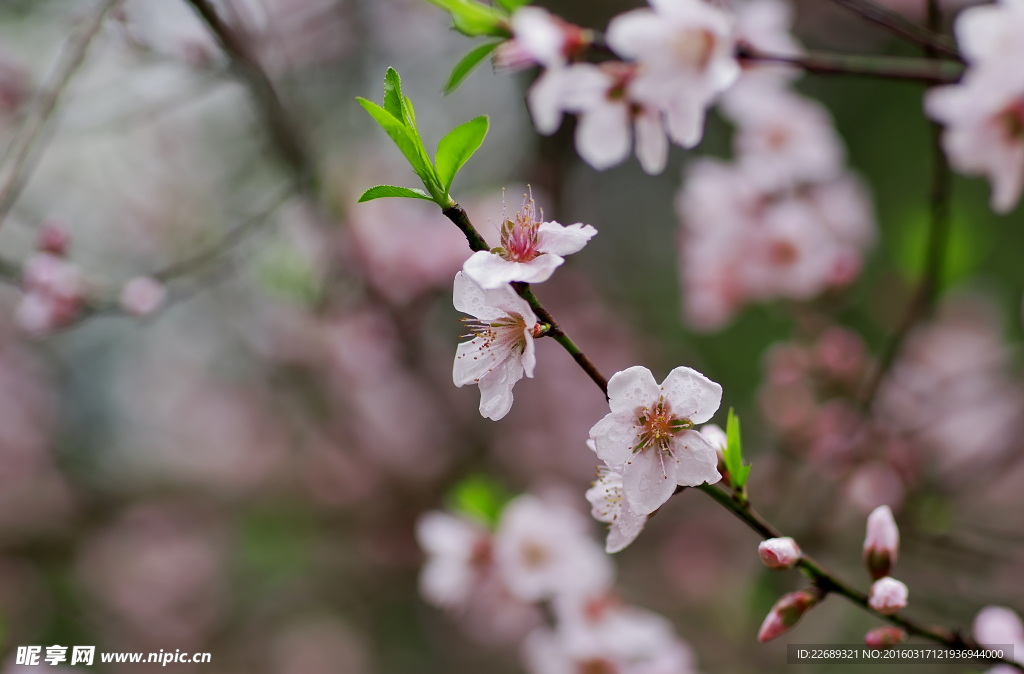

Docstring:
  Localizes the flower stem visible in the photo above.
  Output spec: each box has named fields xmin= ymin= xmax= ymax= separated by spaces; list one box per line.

xmin=695 ymin=485 xmax=1021 ymax=668
xmin=736 ymin=45 xmax=962 ymax=84
xmin=442 ymin=204 xmax=491 ymax=253
xmin=512 ymin=282 xmax=609 ymax=397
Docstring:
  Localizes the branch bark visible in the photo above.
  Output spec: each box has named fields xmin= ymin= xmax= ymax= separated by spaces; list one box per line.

xmin=737 ymin=45 xmax=962 ymax=84
xmin=696 ymin=485 xmax=1020 ymax=669
xmin=0 ymin=0 xmax=122 ymax=228
xmin=824 ymin=0 xmax=961 ymax=60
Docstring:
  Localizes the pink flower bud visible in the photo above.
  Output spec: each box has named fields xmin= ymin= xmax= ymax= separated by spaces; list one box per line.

xmin=863 ymin=505 xmax=899 ymax=580
xmin=120 ymin=276 xmax=166 ymax=317
xmin=868 ymin=577 xmax=908 ymax=615
xmin=864 ymin=626 xmax=907 ymax=646
xmin=37 ymin=220 xmax=70 ymax=255
xmin=759 ymin=537 xmax=801 ymax=570
xmin=757 ymin=588 xmax=822 ymax=642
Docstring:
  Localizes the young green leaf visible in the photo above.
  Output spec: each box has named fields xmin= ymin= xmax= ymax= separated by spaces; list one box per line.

xmin=725 ymin=408 xmax=752 ymax=491
xmin=444 ymin=41 xmax=501 ymax=95
xmin=383 ymin=67 xmax=404 ymax=121
xmin=447 ymin=474 xmax=512 ymax=527
xmin=436 ymin=116 xmax=489 ymax=193
xmin=422 ymin=0 xmax=512 ymax=37
xmin=494 ymin=0 xmax=530 ymax=11
xmin=357 ymin=185 xmax=433 ymax=202
xmin=357 ymin=98 xmax=424 ymax=173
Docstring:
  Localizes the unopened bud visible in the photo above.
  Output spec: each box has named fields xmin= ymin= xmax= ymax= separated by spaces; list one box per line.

xmin=868 ymin=577 xmax=908 ymax=615
xmin=120 ymin=276 xmax=166 ymax=317
xmin=37 ymin=219 xmax=70 ymax=255
xmin=759 ymin=537 xmax=801 ymax=570
xmin=864 ymin=626 xmax=907 ymax=646
xmin=757 ymin=588 xmax=823 ymax=642
xmin=700 ymin=424 xmax=728 ymax=477
xmin=863 ymin=505 xmax=899 ymax=580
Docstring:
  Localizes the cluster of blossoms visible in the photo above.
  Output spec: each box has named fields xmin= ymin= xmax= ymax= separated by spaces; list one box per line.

xmin=417 ymin=494 xmax=698 ymax=672
xmin=501 ymin=0 xmax=739 ymax=174
xmin=676 ymin=0 xmax=876 ymax=331
xmin=453 ymin=194 xmax=596 ymax=420
xmin=926 ymin=0 xmax=1024 ymax=213
xmin=15 ymin=223 xmax=86 ymax=336
xmin=758 ymin=298 xmax=1024 ymax=512
xmin=14 ymin=221 xmax=166 ymax=337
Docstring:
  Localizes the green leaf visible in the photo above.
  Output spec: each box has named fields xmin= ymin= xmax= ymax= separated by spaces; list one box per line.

xmin=448 ymin=475 xmax=512 ymax=527
xmin=357 ymin=98 xmax=426 ymax=172
xmin=358 ymin=185 xmax=433 ymax=202
xmin=422 ymin=0 xmax=512 ymax=37
xmin=724 ymin=408 xmax=752 ymax=491
xmin=494 ymin=0 xmax=530 ymax=11
xmin=436 ymin=116 xmax=489 ymax=193
xmin=444 ymin=41 xmax=501 ymax=94
xmin=383 ymin=67 xmax=404 ymax=121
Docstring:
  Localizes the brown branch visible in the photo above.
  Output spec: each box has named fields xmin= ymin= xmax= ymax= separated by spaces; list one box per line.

xmin=0 ymin=0 xmax=122 ymax=228
xmin=737 ymin=45 xmax=962 ymax=84
xmin=696 ymin=485 xmax=1021 ymax=668
xmin=185 ymin=0 xmax=314 ymax=190
xmin=824 ymin=0 xmax=961 ymax=61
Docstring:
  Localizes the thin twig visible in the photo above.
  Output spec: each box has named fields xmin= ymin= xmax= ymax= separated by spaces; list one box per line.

xmin=0 ymin=0 xmax=122 ymax=228
xmin=185 ymin=0 xmax=314 ymax=190
xmin=152 ymin=188 xmax=291 ymax=282
xmin=859 ymin=0 xmax=954 ymax=407
xmin=696 ymin=485 xmax=1022 ymax=669
xmin=737 ymin=45 xmax=962 ymax=84
xmin=823 ymin=0 xmax=961 ymax=60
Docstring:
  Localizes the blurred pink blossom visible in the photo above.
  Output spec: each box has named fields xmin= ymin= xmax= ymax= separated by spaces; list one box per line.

xmin=607 ymin=0 xmax=739 ymax=149
xmin=119 ymin=276 xmax=166 ymax=316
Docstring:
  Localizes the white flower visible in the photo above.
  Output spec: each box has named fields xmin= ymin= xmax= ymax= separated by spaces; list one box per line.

xmin=120 ymin=276 xmax=166 ymax=317
xmin=494 ymin=7 xmax=575 ymax=71
xmin=415 ymin=511 xmax=491 ymax=609
xmin=606 ymin=0 xmax=739 ymax=148
xmin=868 ymin=577 xmax=908 ymax=615
xmin=758 ymin=537 xmax=801 ymax=569
xmin=496 ymin=6 xmax=591 ymax=135
xmin=548 ymin=62 xmax=669 ymax=174
xmin=924 ymin=0 xmax=1024 ymax=213
xmin=863 ymin=504 xmax=900 ymax=579
xmin=522 ymin=605 xmax=697 ymax=674
xmin=493 ymin=494 xmax=613 ymax=602
xmin=585 ymin=464 xmax=648 ymax=553
xmin=462 ymin=195 xmax=596 ymax=289
xmin=452 ymin=272 xmax=539 ymax=421
xmin=589 ymin=365 xmax=723 ymax=516
xmin=926 ymin=73 xmax=1024 ymax=214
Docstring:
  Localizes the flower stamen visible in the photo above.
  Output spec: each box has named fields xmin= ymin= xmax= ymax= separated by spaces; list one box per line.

xmin=633 ymin=398 xmax=693 ymax=453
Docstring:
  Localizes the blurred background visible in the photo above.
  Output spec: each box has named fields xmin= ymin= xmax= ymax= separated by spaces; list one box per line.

xmin=0 ymin=0 xmax=1019 ymax=672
